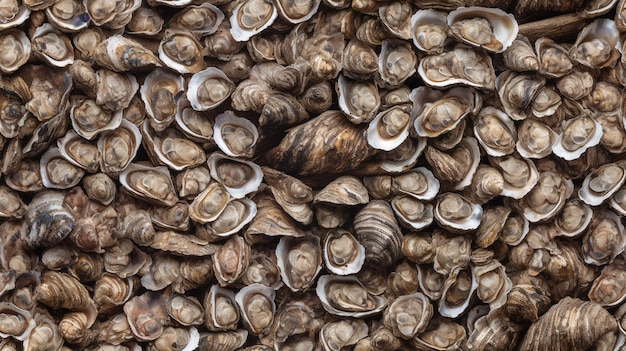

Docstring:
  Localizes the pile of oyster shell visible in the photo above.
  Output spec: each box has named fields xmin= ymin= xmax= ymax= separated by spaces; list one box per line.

xmin=4 ymin=0 xmax=626 ymax=350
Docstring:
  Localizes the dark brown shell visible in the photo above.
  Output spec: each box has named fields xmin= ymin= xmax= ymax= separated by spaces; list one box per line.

xmin=353 ymin=199 xmax=403 ymax=268
xmin=260 ymin=110 xmax=376 ymax=176
xmin=518 ymin=297 xmax=617 ymax=351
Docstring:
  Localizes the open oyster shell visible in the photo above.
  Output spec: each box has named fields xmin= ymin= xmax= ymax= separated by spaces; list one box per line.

xmin=205 ymin=285 xmax=239 ymax=331
xmin=229 ymin=0 xmax=278 ymax=42
xmin=552 ymin=114 xmax=603 ymax=161
xmin=0 ymin=29 xmax=30 ymax=74
xmin=187 ymin=67 xmax=235 ymax=112
xmin=235 ymin=283 xmax=276 ymax=335
xmin=411 ymin=86 xmax=475 ymax=138
xmin=277 ymin=234 xmax=322 ymax=292
xmin=207 ymin=153 xmax=263 ymax=199
xmin=323 ymin=228 xmax=365 ymax=276
xmin=579 ymin=162 xmax=626 ymax=206
xmin=447 ymin=6 xmax=518 ymax=53
xmin=140 ymin=68 xmax=185 ymax=132
xmin=119 ymin=163 xmax=179 ymax=207
xmin=316 ymin=275 xmax=387 ymax=318
xmin=213 ymin=111 xmax=258 ymax=158
xmin=411 ymin=9 xmax=448 ymax=54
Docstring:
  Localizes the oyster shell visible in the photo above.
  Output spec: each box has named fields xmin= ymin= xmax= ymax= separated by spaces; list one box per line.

xmin=535 ymin=37 xmax=574 ymax=78
xmin=24 ymin=191 xmax=75 ymax=249
xmin=411 ymin=9 xmax=448 ymax=53
xmin=518 ymin=297 xmax=617 ymax=351
xmin=588 ymin=259 xmax=626 ymax=307
xmin=490 ymin=154 xmax=539 ymax=199
xmin=212 ymin=235 xmax=250 ymax=286
xmin=473 ymin=106 xmax=516 ymax=157
xmin=119 ymin=163 xmax=179 ymax=207
xmin=411 ymin=86 xmax=475 ymax=138
xmin=439 ymin=266 xmax=477 ymax=318
xmin=582 ymin=209 xmax=626 ymax=266
xmin=229 ymin=0 xmax=278 ymax=42
xmin=235 ymin=283 xmax=276 ymax=335
xmin=70 ymin=97 xmax=122 ymax=140
xmin=261 ymin=166 xmax=313 ymax=225
xmin=213 ymin=111 xmax=258 ymax=158
xmin=97 ymin=119 xmax=142 ymax=177
xmin=516 ymin=119 xmax=557 ymax=159
xmin=204 ymin=285 xmax=239 ymax=331
xmin=512 ymin=169 xmax=574 ymax=223
xmin=391 ymin=195 xmax=434 ymax=230
xmin=579 ymin=162 xmax=626 ymax=206
xmin=323 ymin=228 xmax=365 ymax=276
xmin=169 ymin=3 xmax=225 ymax=36
xmin=31 ymin=23 xmax=74 ymax=67
xmin=570 ymin=18 xmax=621 ymax=69
xmin=353 ymin=200 xmax=403 ymax=268
xmin=276 ymin=234 xmax=322 ymax=292
xmin=447 ymin=6 xmax=518 ymax=53
xmin=207 ymin=153 xmax=263 ymax=199
xmin=552 ymin=114 xmax=603 ymax=161
xmin=0 ymin=29 xmax=30 ymax=74
xmin=158 ymin=30 xmax=204 ymax=74
xmin=140 ymin=68 xmax=185 ymax=132
xmin=314 ymin=176 xmax=369 ymax=206
xmin=124 ymin=292 xmax=169 ymax=341
xmin=425 ymin=137 xmax=480 ymax=190
xmin=336 ymin=74 xmax=380 ymax=124
xmin=367 ymin=106 xmax=411 ymax=151
xmin=93 ymin=35 xmax=162 ymax=72
xmin=377 ymin=39 xmax=417 ymax=86
xmin=57 ymin=131 xmax=99 ymax=173
xmin=320 ymin=319 xmax=369 ymax=351
xmin=187 ymin=67 xmax=235 ymax=112
xmin=142 ymin=123 xmax=207 ymax=171
xmin=316 ymin=275 xmax=387 ymax=318
xmin=0 ymin=302 xmax=36 ymax=341
xmin=383 ymin=292 xmax=433 ymax=340
xmin=418 ymin=43 xmax=496 ymax=90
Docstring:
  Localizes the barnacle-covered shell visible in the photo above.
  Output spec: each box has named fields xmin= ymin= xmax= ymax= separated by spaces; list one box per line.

xmin=277 ymin=234 xmax=322 ymax=292
xmin=447 ymin=7 xmax=518 ymax=53
xmin=316 ymin=275 xmax=387 ymax=318
xmin=383 ymin=292 xmax=433 ymax=339
xmin=323 ymin=228 xmax=365 ymax=275
xmin=187 ymin=68 xmax=235 ymax=112
xmin=119 ymin=163 xmax=178 ymax=207
xmin=354 ymin=200 xmax=403 ymax=268
xmin=518 ymin=297 xmax=617 ymax=351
